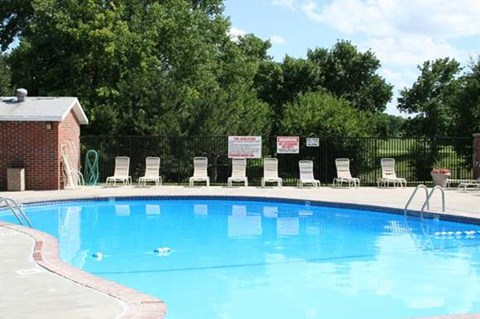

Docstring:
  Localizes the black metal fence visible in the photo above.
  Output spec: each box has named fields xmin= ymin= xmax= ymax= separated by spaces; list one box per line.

xmin=80 ymin=136 xmax=473 ymax=186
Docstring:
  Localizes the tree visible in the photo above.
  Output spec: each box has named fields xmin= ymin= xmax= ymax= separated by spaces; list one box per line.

xmin=280 ymin=91 xmax=372 ymax=137
xmin=372 ymin=113 xmax=406 ymax=137
xmin=398 ymin=58 xmax=462 ymax=137
xmin=0 ymin=54 xmax=12 ymax=95
xmin=280 ymin=91 xmax=374 ymax=182
xmin=7 ymin=0 xmax=272 ymax=136
xmin=254 ymin=40 xmax=392 ymax=136
xmin=0 ymin=0 xmax=34 ymax=52
xmin=254 ymin=56 xmax=321 ymax=135
xmin=307 ymin=40 xmax=393 ymax=113
xmin=451 ymin=57 xmax=480 ymax=137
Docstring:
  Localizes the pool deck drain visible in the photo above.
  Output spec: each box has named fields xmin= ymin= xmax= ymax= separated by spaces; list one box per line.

xmin=1 ymin=185 xmax=479 ymax=319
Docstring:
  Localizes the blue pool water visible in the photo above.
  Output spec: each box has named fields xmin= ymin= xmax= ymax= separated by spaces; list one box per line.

xmin=3 ymin=197 xmax=480 ymax=319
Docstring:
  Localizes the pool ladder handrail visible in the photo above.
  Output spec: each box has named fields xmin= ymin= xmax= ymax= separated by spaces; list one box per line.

xmin=0 ymin=196 xmax=32 ymax=227
xmin=404 ymin=184 xmax=445 ymax=216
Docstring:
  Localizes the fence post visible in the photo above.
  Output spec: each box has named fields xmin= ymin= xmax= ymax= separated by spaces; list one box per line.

xmin=474 ymin=133 xmax=480 ymax=179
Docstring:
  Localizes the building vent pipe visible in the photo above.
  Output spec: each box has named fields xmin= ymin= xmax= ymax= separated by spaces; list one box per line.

xmin=16 ymin=88 xmax=28 ymax=102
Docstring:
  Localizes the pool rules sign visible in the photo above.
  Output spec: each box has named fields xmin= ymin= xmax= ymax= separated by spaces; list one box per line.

xmin=228 ymin=136 xmax=262 ymax=158
xmin=276 ymin=136 xmax=300 ymax=154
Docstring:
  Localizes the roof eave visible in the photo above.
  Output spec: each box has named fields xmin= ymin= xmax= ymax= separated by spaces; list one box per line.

xmin=61 ymin=98 xmax=89 ymax=125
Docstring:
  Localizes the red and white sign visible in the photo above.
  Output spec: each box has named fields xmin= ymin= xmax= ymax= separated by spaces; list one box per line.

xmin=277 ymin=136 xmax=300 ymax=154
xmin=228 ymin=136 xmax=262 ymax=158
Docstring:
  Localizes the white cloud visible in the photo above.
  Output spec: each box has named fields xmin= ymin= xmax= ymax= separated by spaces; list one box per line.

xmin=361 ymin=36 xmax=465 ymax=115
xmin=300 ymin=0 xmax=480 ymax=115
xmin=361 ymin=36 xmax=463 ymax=67
xmin=301 ymin=0 xmax=480 ymax=39
xmin=228 ymin=27 xmax=247 ymax=39
xmin=228 ymin=27 xmax=248 ymax=43
xmin=270 ymin=35 xmax=287 ymax=44
xmin=272 ymin=0 xmax=296 ymax=11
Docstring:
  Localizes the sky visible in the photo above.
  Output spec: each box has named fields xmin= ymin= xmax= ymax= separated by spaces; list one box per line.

xmin=223 ymin=0 xmax=480 ymax=116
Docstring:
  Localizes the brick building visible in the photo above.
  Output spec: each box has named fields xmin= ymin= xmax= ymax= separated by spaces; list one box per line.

xmin=0 ymin=91 xmax=88 ymax=190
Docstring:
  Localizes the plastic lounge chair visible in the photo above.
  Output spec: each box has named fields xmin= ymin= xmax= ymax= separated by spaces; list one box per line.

xmin=445 ymin=177 xmax=480 ymax=189
xmin=453 ymin=177 xmax=480 ymax=191
xmin=227 ymin=158 xmax=248 ymax=187
xmin=333 ymin=158 xmax=360 ymax=188
xmin=106 ymin=156 xmax=132 ymax=186
xmin=297 ymin=160 xmax=320 ymax=188
xmin=377 ymin=158 xmax=407 ymax=188
xmin=261 ymin=158 xmax=282 ymax=187
xmin=189 ymin=157 xmax=210 ymax=187
xmin=138 ymin=157 xmax=162 ymax=186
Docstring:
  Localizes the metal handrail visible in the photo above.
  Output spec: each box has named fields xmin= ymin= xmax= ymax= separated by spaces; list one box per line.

xmin=0 ymin=196 xmax=32 ymax=227
xmin=421 ymin=185 xmax=445 ymax=213
xmin=404 ymin=184 xmax=430 ymax=215
xmin=404 ymin=184 xmax=445 ymax=217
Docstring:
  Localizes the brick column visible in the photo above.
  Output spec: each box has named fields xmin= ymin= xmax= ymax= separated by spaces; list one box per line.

xmin=474 ymin=133 xmax=480 ymax=179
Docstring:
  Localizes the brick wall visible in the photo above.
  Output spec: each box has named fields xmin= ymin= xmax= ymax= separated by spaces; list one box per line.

xmin=0 ymin=110 xmax=81 ymax=190
xmin=58 ymin=111 xmax=81 ymax=187
xmin=474 ymin=133 xmax=480 ymax=179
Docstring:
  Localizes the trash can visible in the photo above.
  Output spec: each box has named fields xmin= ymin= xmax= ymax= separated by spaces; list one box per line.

xmin=7 ymin=168 xmax=25 ymax=191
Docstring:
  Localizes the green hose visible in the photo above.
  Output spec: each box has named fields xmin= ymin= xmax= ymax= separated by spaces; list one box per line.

xmin=84 ymin=150 xmax=99 ymax=186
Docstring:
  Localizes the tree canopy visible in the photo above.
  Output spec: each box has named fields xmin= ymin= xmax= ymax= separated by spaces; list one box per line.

xmin=4 ymin=0 xmax=273 ymax=135
xmin=398 ymin=58 xmax=462 ymax=137
xmin=0 ymin=54 xmax=11 ymax=95
xmin=0 ymin=0 xmax=419 ymax=138
xmin=280 ymin=91 xmax=373 ymax=137
xmin=307 ymin=41 xmax=393 ymax=113
xmin=451 ymin=58 xmax=480 ymax=137
xmin=254 ymin=41 xmax=392 ymax=136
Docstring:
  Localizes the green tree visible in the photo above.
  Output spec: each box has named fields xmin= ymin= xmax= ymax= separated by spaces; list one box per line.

xmin=307 ymin=40 xmax=393 ymax=113
xmin=451 ymin=57 xmax=480 ymax=137
xmin=0 ymin=54 xmax=12 ymax=95
xmin=280 ymin=91 xmax=372 ymax=136
xmin=372 ymin=113 xmax=406 ymax=137
xmin=0 ymin=0 xmax=34 ymax=52
xmin=6 ymin=0 xmax=272 ymax=135
xmin=255 ymin=40 xmax=392 ymax=136
xmin=254 ymin=56 xmax=321 ymax=135
xmin=280 ymin=91 xmax=374 ymax=182
xmin=398 ymin=58 xmax=462 ymax=137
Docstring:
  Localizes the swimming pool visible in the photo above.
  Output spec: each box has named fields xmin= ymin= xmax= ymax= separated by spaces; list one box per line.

xmin=3 ymin=196 xmax=480 ymax=319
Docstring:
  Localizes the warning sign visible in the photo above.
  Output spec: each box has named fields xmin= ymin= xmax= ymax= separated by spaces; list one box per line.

xmin=277 ymin=136 xmax=299 ymax=154
xmin=306 ymin=137 xmax=320 ymax=147
xmin=228 ymin=136 xmax=262 ymax=158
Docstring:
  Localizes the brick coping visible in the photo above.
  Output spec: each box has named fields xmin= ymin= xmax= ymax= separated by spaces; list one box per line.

xmin=0 ymin=222 xmax=167 ymax=319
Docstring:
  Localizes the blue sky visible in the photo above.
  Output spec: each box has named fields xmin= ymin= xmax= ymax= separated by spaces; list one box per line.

xmin=223 ymin=0 xmax=480 ymax=115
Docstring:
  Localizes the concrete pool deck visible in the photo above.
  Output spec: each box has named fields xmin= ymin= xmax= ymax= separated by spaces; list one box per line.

xmin=1 ymin=185 xmax=480 ymax=319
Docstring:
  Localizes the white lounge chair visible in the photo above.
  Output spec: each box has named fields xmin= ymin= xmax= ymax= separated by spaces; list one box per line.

xmin=297 ymin=160 xmax=320 ymax=188
xmin=333 ymin=158 xmax=360 ymax=188
xmin=227 ymin=158 xmax=248 ymax=187
xmin=138 ymin=157 xmax=162 ymax=186
xmin=189 ymin=157 xmax=210 ymax=187
xmin=377 ymin=158 xmax=407 ymax=188
xmin=261 ymin=158 xmax=282 ymax=187
xmin=106 ymin=156 xmax=132 ymax=186
xmin=446 ymin=177 xmax=480 ymax=191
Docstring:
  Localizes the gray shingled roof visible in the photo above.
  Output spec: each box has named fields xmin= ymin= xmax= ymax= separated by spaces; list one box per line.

xmin=0 ymin=96 xmax=88 ymax=124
